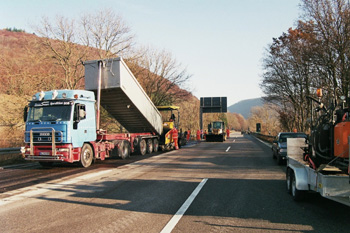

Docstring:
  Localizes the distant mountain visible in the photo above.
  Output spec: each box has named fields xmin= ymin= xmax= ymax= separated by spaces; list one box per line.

xmin=228 ymin=98 xmax=263 ymax=119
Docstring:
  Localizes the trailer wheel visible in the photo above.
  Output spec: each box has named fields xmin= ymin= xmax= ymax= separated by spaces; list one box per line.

xmin=146 ymin=139 xmax=153 ymax=154
xmin=80 ymin=143 xmax=93 ymax=168
xmin=138 ymin=139 xmax=147 ymax=155
xmin=291 ymin=172 xmax=305 ymax=201
xmin=286 ymin=168 xmax=292 ymax=194
xmin=153 ymin=138 xmax=159 ymax=152
xmin=119 ymin=141 xmax=130 ymax=159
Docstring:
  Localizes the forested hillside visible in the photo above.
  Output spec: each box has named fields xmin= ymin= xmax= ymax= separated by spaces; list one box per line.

xmin=228 ymin=98 xmax=263 ymax=119
xmin=0 ymin=29 xmax=200 ymax=146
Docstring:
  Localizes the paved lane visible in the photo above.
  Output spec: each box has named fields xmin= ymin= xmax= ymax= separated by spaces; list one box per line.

xmin=0 ymin=132 xmax=349 ymax=232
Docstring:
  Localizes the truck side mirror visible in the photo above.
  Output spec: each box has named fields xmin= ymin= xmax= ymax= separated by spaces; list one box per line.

xmin=79 ymin=109 xmax=86 ymax=120
xmin=23 ymin=106 xmax=28 ymax=122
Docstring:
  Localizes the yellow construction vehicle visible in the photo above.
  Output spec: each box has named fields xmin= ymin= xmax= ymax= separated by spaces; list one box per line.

xmin=157 ymin=106 xmax=184 ymax=150
xmin=206 ymin=121 xmax=226 ymax=142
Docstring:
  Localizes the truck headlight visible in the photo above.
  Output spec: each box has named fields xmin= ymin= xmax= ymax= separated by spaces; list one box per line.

xmin=57 ymin=148 xmax=70 ymax=152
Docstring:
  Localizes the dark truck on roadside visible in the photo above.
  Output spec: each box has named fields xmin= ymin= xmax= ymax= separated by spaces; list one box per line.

xmin=272 ymin=132 xmax=307 ymax=165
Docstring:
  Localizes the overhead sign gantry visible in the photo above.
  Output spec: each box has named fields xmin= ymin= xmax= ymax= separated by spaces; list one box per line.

xmin=199 ymin=97 xmax=227 ymax=130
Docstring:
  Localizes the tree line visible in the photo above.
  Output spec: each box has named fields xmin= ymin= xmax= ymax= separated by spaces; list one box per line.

xmin=260 ymin=0 xmax=350 ymax=133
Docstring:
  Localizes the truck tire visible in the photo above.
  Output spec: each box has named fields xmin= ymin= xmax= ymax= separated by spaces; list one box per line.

xmin=119 ymin=141 xmax=130 ymax=159
xmin=146 ymin=139 xmax=153 ymax=154
xmin=153 ymin=138 xmax=159 ymax=152
xmin=138 ymin=139 xmax=147 ymax=156
xmin=291 ymin=172 xmax=305 ymax=201
xmin=286 ymin=168 xmax=292 ymax=194
xmin=80 ymin=143 xmax=93 ymax=168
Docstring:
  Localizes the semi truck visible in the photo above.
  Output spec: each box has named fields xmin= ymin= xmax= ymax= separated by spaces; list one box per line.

xmin=22 ymin=57 xmax=181 ymax=167
xmin=285 ymin=88 xmax=350 ymax=206
xmin=206 ymin=121 xmax=226 ymax=142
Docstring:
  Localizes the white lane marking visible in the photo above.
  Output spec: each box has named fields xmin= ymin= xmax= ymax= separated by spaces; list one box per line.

xmin=160 ymin=178 xmax=208 ymax=233
xmin=225 ymin=146 xmax=231 ymax=152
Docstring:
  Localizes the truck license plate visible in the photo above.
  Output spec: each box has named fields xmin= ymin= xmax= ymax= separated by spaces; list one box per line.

xmin=40 ymin=152 xmax=50 ymax=156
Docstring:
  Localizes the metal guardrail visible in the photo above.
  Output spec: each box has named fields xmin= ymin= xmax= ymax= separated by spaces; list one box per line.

xmin=250 ymin=132 xmax=275 ymax=143
xmin=0 ymin=147 xmax=21 ymax=155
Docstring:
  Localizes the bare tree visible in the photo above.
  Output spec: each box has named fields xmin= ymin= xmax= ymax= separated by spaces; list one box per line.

xmin=248 ymin=104 xmax=280 ymax=135
xmin=128 ymin=46 xmax=192 ymax=106
xmin=261 ymin=0 xmax=350 ymax=132
xmin=34 ymin=9 xmax=135 ymax=90
xmin=301 ymin=0 xmax=350 ymax=98
xmin=261 ymin=25 xmax=319 ymax=132
xmin=35 ymin=16 xmax=89 ymax=89
xmin=81 ymin=9 xmax=135 ymax=59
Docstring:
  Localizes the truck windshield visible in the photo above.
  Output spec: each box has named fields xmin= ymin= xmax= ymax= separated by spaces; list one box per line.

xmin=279 ymin=133 xmax=307 ymax=142
xmin=27 ymin=105 xmax=72 ymax=122
xmin=213 ymin=122 xmax=222 ymax=129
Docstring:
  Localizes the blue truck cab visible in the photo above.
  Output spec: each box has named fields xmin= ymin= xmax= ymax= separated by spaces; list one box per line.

xmin=23 ymin=90 xmax=97 ymax=164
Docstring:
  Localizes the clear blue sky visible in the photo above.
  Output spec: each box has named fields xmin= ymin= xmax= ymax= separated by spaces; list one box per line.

xmin=0 ymin=0 xmax=301 ymax=106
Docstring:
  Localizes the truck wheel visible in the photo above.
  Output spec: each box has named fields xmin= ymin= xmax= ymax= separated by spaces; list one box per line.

xmin=80 ymin=144 xmax=93 ymax=168
xmin=272 ymin=150 xmax=276 ymax=159
xmin=119 ymin=141 xmax=130 ymax=159
xmin=153 ymin=138 xmax=159 ymax=152
xmin=146 ymin=139 xmax=153 ymax=154
xmin=286 ymin=168 xmax=292 ymax=194
xmin=138 ymin=139 xmax=147 ymax=155
xmin=277 ymin=154 xmax=283 ymax=165
xmin=291 ymin=173 xmax=305 ymax=201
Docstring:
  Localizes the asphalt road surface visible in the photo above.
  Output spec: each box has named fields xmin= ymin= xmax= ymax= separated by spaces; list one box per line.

xmin=1 ymin=132 xmax=349 ymax=233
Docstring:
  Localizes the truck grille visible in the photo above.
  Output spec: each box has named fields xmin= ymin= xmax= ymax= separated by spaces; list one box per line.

xmin=25 ymin=129 xmax=63 ymax=143
xmin=32 ymin=131 xmax=63 ymax=143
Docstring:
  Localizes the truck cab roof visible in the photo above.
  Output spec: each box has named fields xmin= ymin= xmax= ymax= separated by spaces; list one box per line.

xmin=31 ymin=90 xmax=95 ymax=102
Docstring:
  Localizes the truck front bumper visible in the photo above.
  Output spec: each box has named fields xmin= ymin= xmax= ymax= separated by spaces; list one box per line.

xmin=23 ymin=144 xmax=79 ymax=163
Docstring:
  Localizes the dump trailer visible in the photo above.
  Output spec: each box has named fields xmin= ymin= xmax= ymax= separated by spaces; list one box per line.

xmin=286 ymin=138 xmax=350 ymax=206
xmin=22 ymin=57 xmax=176 ymax=168
xmin=84 ymin=58 xmax=163 ymax=135
xmin=206 ymin=121 xmax=226 ymax=142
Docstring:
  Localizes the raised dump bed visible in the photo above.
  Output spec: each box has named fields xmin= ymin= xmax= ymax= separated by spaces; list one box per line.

xmin=84 ymin=57 xmax=163 ymax=135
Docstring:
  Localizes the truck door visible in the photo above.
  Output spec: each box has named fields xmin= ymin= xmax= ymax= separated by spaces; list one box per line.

xmin=72 ymin=103 xmax=92 ymax=147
